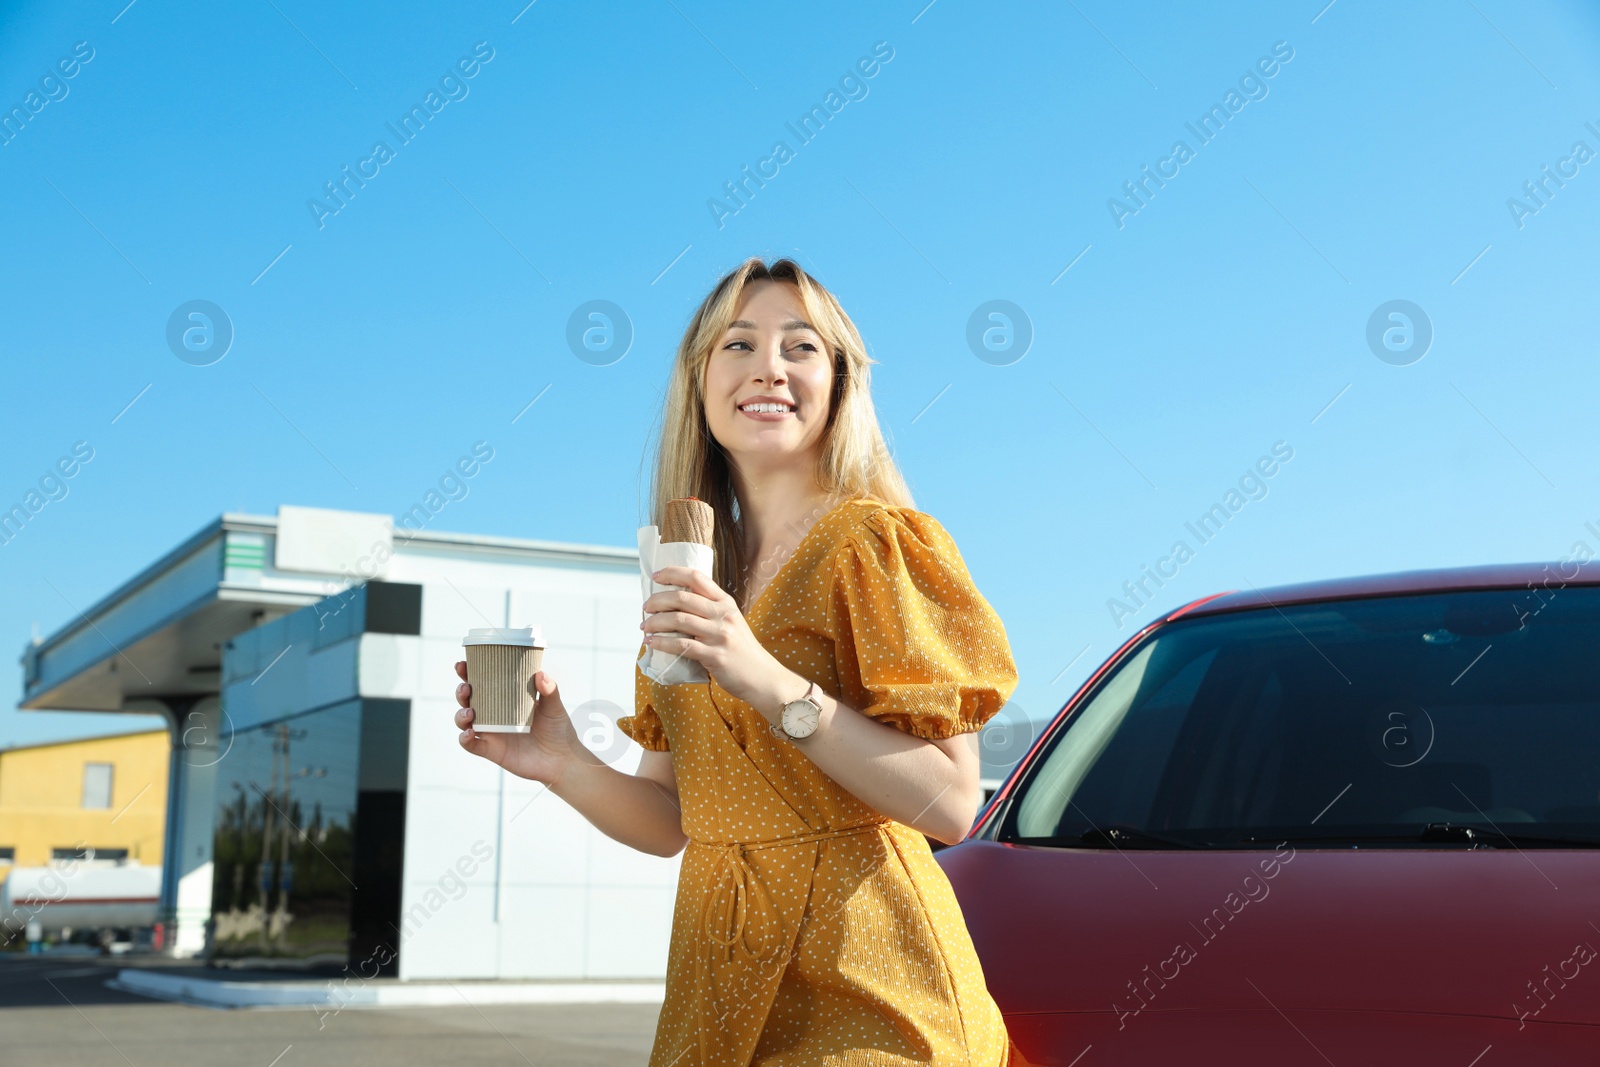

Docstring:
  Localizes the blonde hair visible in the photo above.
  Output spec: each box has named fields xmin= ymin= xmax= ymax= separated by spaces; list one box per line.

xmin=643 ymin=256 xmax=914 ymax=606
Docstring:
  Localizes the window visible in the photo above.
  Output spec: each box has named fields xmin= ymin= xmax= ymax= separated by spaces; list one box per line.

xmin=51 ymin=846 xmax=128 ymax=862
xmin=82 ymin=762 xmax=113 ymax=809
xmin=1003 ymin=587 xmax=1600 ymax=848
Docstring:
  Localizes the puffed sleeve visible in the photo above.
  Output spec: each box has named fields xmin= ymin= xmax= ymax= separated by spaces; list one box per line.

xmin=827 ymin=507 xmax=1018 ymax=740
xmin=616 ymin=640 xmax=671 ymax=751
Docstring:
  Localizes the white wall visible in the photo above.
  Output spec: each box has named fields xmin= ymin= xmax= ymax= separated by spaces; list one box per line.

xmin=367 ymin=553 xmax=680 ymax=981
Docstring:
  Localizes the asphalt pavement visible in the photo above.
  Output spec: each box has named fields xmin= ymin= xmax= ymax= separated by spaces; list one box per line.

xmin=0 ymin=954 xmax=661 ymax=1066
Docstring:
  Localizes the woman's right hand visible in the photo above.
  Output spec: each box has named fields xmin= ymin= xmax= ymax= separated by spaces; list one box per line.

xmin=454 ymin=661 xmax=583 ymax=787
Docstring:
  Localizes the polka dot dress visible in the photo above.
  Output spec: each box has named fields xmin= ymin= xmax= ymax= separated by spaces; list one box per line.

xmin=617 ymin=496 xmax=1029 ymax=1066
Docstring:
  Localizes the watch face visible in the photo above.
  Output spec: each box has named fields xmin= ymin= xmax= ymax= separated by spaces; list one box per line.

xmin=783 ymin=700 xmax=820 ymax=738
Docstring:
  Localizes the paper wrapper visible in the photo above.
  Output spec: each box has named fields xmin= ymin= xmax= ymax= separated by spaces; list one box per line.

xmin=637 ymin=499 xmax=715 ymax=685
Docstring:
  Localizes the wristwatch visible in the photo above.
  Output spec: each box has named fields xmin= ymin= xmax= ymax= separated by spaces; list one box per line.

xmin=770 ymin=680 xmax=823 ymax=741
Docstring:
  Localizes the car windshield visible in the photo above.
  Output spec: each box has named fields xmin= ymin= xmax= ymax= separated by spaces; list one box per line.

xmin=1004 ymin=585 xmax=1600 ymax=848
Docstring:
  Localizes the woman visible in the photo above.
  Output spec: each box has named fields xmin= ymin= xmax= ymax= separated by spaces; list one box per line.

xmin=454 ymin=257 xmax=1028 ymax=1066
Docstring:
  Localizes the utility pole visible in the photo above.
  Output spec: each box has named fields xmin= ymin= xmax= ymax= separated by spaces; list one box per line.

xmin=257 ymin=726 xmax=280 ymax=951
xmin=276 ymin=725 xmax=294 ymax=949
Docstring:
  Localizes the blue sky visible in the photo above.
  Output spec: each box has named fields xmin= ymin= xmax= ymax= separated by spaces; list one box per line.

xmin=2 ymin=0 xmax=1598 ymax=760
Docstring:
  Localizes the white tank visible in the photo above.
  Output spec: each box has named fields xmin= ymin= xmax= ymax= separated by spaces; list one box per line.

xmin=1 ymin=863 xmax=161 ymax=934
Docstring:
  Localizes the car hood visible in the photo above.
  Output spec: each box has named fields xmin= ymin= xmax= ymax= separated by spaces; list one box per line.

xmin=938 ymin=839 xmax=1600 ymax=1027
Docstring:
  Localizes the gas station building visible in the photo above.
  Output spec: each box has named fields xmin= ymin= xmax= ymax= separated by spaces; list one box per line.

xmin=18 ymin=505 xmax=678 ymax=980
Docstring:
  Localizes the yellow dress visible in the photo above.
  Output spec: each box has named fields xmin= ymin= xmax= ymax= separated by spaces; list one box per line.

xmin=618 ymin=495 xmax=1024 ymax=1067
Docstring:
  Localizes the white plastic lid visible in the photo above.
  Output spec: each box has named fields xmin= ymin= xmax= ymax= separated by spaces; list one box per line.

xmin=462 ymin=626 xmax=544 ymax=648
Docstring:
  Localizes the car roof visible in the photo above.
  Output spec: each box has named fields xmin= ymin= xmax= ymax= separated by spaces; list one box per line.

xmin=1176 ymin=559 xmax=1600 ymax=619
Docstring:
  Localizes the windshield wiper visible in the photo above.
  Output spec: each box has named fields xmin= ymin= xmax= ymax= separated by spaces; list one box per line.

xmin=1236 ymin=823 xmax=1600 ymax=848
xmin=1025 ymin=825 xmax=1209 ymax=850
xmin=1420 ymin=823 xmax=1600 ymax=848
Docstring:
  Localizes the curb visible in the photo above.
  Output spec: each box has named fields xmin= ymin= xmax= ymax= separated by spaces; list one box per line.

xmin=110 ymin=968 xmax=666 ymax=1010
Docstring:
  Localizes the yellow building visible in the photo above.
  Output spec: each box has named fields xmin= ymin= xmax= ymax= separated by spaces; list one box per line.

xmin=0 ymin=728 xmax=168 ymax=882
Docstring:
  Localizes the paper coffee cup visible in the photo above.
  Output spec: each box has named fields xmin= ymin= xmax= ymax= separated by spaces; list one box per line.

xmin=462 ymin=626 xmax=545 ymax=732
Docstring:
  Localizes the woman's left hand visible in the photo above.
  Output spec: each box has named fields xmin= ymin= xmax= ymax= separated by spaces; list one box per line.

xmin=642 ymin=566 xmax=780 ymax=707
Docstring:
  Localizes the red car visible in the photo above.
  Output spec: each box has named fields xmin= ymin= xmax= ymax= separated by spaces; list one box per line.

xmin=940 ymin=562 xmax=1600 ymax=1066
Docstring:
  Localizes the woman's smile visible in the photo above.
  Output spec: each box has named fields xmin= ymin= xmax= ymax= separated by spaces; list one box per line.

xmin=737 ymin=395 xmax=798 ymax=422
